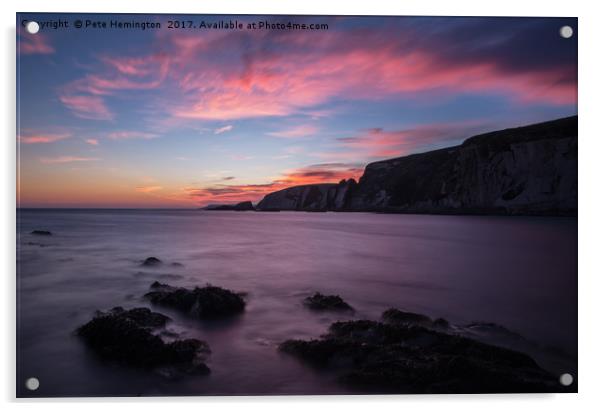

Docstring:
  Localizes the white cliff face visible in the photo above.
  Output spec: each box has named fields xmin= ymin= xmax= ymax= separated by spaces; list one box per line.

xmin=257 ymin=116 xmax=577 ymax=216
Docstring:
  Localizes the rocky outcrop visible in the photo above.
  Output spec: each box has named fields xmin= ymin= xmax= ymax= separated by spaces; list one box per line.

xmin=256 ymin=180 xmax=357 ymax=211
xmin=204 ymin=201 xmax=255 ymax=211
xmin=257 ymin=116 xmax=577 ymax=216
xmin=303 ymin=292 xmax=354 ymax=312
xmin=145 ymin=282 xmax=246 ymax=319
xmin=141 ymin=257 xmax=162 ymax=267
xmin=76 ymin=307 xmax=210 ymax=375
xmin=279 ymin=310 xmax=564 ymax=393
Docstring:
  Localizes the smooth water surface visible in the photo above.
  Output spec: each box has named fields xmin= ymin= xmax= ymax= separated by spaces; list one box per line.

xmin=16 ymin=209 xmax=577 ymax=396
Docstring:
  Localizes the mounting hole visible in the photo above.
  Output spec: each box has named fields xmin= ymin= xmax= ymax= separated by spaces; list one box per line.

xmin=559 ymin=25 xmax=573 ymax=39
xmin=25 ymin=377 xmax=40 ymax=391
xmin=559 ymin=373 xmax=573 ymax=386
xmin=25 ymin=21 xmax=40 ymax=34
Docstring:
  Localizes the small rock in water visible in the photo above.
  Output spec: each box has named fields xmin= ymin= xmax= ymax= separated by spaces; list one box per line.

xmin=30 ymin=230 xmax=52 ymax=236
xmin=145 ymin=282 xmax=246 ymax=319
xmin=150 ymin=280 xmax=168 ymax=289
xmin=303 ymin=292 xmax=353 ymax=311
xmin=279 ymin=310 xmax=561 ymax=393
xmin=76 ymin=306 xmax=210 ymax=376
xmin=141 ymin=257 xmax=162 ymax=267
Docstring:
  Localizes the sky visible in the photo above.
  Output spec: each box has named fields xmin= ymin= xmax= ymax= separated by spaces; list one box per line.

xmin=17 ymin=14 xmax=577 ymax=208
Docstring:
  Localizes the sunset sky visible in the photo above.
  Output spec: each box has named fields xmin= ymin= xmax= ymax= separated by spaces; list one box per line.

xmin=17 ymin=14 xmax=577 ymax=208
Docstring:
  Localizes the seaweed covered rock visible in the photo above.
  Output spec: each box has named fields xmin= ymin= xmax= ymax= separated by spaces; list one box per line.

xmin=279 ymin=312 xmax=562 ymax=393
xmin=76 ymin=307 xmax=210 ymax=375
xmin=141 ymin=257 xmax=162 ymax=267
xmin=144 ymin=283 xmax=246 ymax=319
xmin=303 ymin=292 xmax=353 ymax=311
xmin=31 ymin=230 xmax=52 ymax=236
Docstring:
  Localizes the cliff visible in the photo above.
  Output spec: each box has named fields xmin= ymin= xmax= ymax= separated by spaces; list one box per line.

xmin=256 ymin=182 xmax=355 ymax=211
xmin=203 ymin=201 xmax=255 ymax=211
xmin=256 ymin=116 xmax=577 ymax=216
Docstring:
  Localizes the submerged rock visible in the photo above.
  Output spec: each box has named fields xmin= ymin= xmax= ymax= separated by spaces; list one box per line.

xmin=76 ymin=307 xmax=210 ymax=375
xmin=279 ymin=310 xmax=562 ymax=393
xmin=30 ymin=230 xmax=52 ymax=236
xmin=141 ymin=257 xmax=162 ymax=267
xmin=145 ymin=283 xmax=246 ymax=319
xmin=303 ymin=292 xmax=353 ymax=311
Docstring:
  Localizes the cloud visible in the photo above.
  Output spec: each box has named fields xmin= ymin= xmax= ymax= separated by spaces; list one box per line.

xmin=334 ymin=121 xmax=488 ymax=158
xmin=135 ymin=185 xmax=163 ymax=193
xmin=40 ymin=156 xmax=99 ymax=164
xmin=267 ymin=125 xmax=318 ymax=138
xmin=222 ymin=176 xmax=236 ymax=181
xmin=56 ymin=19 xmax=575 ymax=126
xmin=19 ymin=132 xmax=70 ymax=144
xmin=214 ymin=125 xmax=233 ymax=134
xmin=19 ymin=32 xmax=54 ymax=55
xmin=85 ymin=138 xmax=99 ymax=145
xmin=108 ymin=131 xmax=158 ymax=140
xmin=185 ymin=162 xmax=363 ymax=205
xmin=58 ymin=53 xmax=169 ymax=120
xmin=58 ymin=94 xmax=113 ymax=120
xmin=161 ymin=22 xmax=575 ymax=121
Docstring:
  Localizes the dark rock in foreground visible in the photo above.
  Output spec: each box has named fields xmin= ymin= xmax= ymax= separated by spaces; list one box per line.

xmin=304 ymin=292 xmax=353 ymax=311
xmin=279 ymin=311 xmax=564 ymax=393
xmin=30 ymin=230 xmax=52 ymax=236
xmin=145 ymin=283 xmax=246 ymax=319
xmin=203 ymin=201 xmax=255 ymax=211
xmin=141 ymin=257 xmax=162 ymax=267
xmin=76 ymin=307 xmax=210 ymax=375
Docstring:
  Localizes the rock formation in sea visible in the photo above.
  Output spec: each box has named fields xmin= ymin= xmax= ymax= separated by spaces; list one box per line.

xmin=256 ymin=116 xmax=577 ymax=215
xmin=76 ymin=307 xmax=211 ymax=376
xmin=145 ymin=282 xmax=246 ymax=319
xmin=279 ymin=309 xmax=566 ymax=393
xmin=303 ymin=292 xmax=354 ymax=312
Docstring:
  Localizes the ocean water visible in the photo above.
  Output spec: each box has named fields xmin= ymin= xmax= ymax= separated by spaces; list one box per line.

xmin=16 ymin=209 xmax=577 ymax=397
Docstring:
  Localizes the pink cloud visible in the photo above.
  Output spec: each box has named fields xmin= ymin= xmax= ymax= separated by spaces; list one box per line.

xmin=185 ymin=162 xmax=363 ymax=206
xmin=335 ymin=121 xmax=487 ymax=159
xmin=108 ymin=131 xmax=158 ymax=140
xmin=161 ymin=30 xmax=575 ymax=121
xmin=19 ymin=32 xmax=54 ymax=55
xmin=57 ymin=26 xmax=576 ymax=124
xmin=136 ymin=185 xmax=163 ymax=193
xmin=58 ymin=53 xmax=169 ymax=119
xmin=19 ymin=132 xmax=70 ymax=144
xmin=40 ymin=156 xmax=99 ymax=164
xmin=85 ymin=138 xmax=99 ymax=145
xmin=58 ymin=94 xmax=113 ymax=120
xmin=267 ymin=125 xmax=318 ymax=138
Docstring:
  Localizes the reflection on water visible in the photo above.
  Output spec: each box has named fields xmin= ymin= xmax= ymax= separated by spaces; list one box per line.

xmin=16 ymin=209 xmax=577 ymax=397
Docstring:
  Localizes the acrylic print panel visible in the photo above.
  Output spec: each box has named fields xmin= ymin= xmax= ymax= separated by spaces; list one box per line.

xmin=16 ymin=13 xmax=577 ymax=397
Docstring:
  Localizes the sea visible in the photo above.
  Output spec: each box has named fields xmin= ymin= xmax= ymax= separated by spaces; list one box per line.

xmin=16 ymin=209 xmax=577 ymax=396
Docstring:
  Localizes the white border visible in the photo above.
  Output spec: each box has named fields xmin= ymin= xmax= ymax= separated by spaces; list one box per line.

xmin=3 ymin=0 xmax=601 ymax=409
